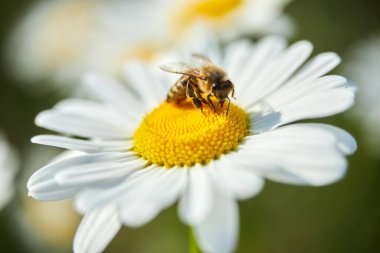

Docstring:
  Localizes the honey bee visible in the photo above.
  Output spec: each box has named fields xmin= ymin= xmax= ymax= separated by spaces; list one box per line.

xmin=160 ymin=53 xmax=235 ymax=114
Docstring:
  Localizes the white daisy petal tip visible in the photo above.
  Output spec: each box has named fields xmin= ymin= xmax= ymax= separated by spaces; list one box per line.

xmin=34 ymin=110 xmax=50 ymax=128
xmin=347 ymin=80 xmax=359 ymax=94
xmin=30 ymin=135 xmax=41 ymax=144
xmin=26 ymin=170 xmax=40 ymax=190
xmin=209 ymin=159 xmax=265 ymax=200
xmin=294 ymin=40 xmax=314 ymax=53
xmin=178 ymin=166 xmax=214 ymax=226
xmin=194 ymin=189 xmax=239 ymax=253
xmin=119 ymin=205 xmax=160 ymax=228
xmin=241 ymin=123 xmax=356 ymax=187
xmin=118 ymin=167 xmax=187 ymax=228
xmin=320 ymin=52 xmax=341 ymax=65
xmin=73 ymin=205 xmax=121 ymax=253
xmin=315 ymin=124 xmax=357 ymax=155
xmin=340 ymin=137 xmax=357 ymax=156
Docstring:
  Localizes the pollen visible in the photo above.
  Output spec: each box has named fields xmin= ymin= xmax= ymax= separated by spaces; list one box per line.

xmin=133 ymin=101 xmax=249 ymax=168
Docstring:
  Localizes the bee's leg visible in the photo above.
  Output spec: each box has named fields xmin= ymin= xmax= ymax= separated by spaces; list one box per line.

xmin=226 ymin=97 xmax=231 ymax=115
xmin=192 ymin=97 xmax=203 ymax=113
xmin=187 ymin=81 xmax=204 ymax=113
xmin=194 ymin=89 xmax=213 ymax=112
xmin=206 ymin=94 xmax=216 ymax=112
xmin=186 ymin=80 xmax=196 ymax=99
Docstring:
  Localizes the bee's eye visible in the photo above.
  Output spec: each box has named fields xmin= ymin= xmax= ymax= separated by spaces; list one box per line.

xmin=212 ymin=83 xmax=217 ymax=89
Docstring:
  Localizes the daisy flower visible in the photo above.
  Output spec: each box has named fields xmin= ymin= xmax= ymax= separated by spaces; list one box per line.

xmin=0 ymin=131 xmax=18 ymax=210
xmin=74 ymin=0 xmax=296 ymax=79
xmin=28 ymin=36 xmax=356 ymax=253
xmin=6 ymin=0 xmax=139 ymax=89
xmin=155 ymin=0 xmax=294 ymax=41
xmin=343 ymin=32 xmax=380 ymax=154
xmin=7 ymin=0 xmax=294 ymax=92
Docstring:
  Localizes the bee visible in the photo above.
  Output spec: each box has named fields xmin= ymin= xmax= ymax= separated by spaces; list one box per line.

xmin=160 ymin=53 xmax=235 ymax=114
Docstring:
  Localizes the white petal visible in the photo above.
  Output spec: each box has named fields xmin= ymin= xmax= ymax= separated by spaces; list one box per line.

xmin=75 ymin=166 xmax=161 ymax=213
xmin=54 ymin=99 xmax=130 ymax=127
xmin=194 ymin=189 xmax=238 ymax=253
xmin=36 ymin=99 xmax=132 ymax=139
xmin=239 ymin=40 xmax=313 ymax=108
xmin=237 ymin=124 xmax=354 ymax=186
xmin=229 ymin=36 xmax=286 ymax=99
xmin=273 ymin=81 xmax=355 ymax=126
xmin=299 ymin=124 xmax=357 ymax=155
xmin=32 ymin=135 xmax=133 ymax=152
xmin=226 ymin=36 xmax=286 ymax=79
xmin=28 ymin=152 xmax=128 ymax=186
xmin=249 ymin=77 xmax=356 ymax=131
xmin=269 ymin=75 xmax=349 ymax=105
xmin=189 ymin=30 xmax=223 ymax=64
xmin=209 ymin=160 xmax=265 ymax=200
xmin=82 ymin=72 xmax=144 ymax=120
xmin=55 ymin=157 xmax=146 ymax=187
xmin=178 ymin=165 xmax=213 ymax=225
xmin=123 ymin=62 xmax=167 ymax=109
xmin=28 ymin=153 xmax=130 ymax=200
xmin=28 ymin=180 xmax=81 ymax=201
xmin=36 ymin=110 xmax=126 ymax=139
xmin=74 ymin=205 xmax=121 ymax=253
xmin=119 ymin=167 xmax=187 ymax=227
xmin=247 ymin=101 xmax=281 ymax=133
xmin=227 ymin=39 xmax=354 ymax=128
xmin=287 ymin=52 xmax=341 ymax=84
xmin=223 ymin=40 xmax=254 ymax=83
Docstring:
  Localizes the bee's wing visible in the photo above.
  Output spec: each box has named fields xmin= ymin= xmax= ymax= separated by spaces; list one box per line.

xmin=160 ymin=62 xmax=204 ymax=79
xmin=191 ymin=53 xmax=212 ymax=65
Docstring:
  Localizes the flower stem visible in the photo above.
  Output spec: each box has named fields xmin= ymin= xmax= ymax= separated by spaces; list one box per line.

xmin=189 ymin=227 xmax=201 ymax=253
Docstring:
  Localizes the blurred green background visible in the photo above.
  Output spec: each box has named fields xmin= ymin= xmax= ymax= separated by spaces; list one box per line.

xmin=0 ymin=0 xmax=379 ymax=252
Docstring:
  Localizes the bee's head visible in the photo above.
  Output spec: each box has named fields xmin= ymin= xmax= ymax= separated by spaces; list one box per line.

xmin=212 ymin=79 xmax=234 ymax=103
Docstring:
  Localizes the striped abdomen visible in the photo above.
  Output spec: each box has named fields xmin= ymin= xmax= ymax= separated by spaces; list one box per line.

xmin=166 ymin=75 xmax=189 ymax=103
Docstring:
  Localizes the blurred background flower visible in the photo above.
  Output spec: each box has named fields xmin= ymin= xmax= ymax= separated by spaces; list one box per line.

xmin=6 ymin=0 xmax=109 ymax=91
xmin=0 ymin=0 xmax=380 ymax=252
xmin=161 ymin=0 xmax=294 ymax=40
xmin=0 ymin=131 xmax=18 ymax=210
xmin=343 ymin=32 xmax=380 ymax=156
xmin=5 ymin=0 xmax=294 ymax=93
xmin=4 ymin=0 xmax=155 ymax=94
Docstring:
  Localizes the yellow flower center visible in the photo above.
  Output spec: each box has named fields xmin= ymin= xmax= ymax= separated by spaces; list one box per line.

xmin=133 ymin=101 xmax=249 ymax=168
xmin=190 ymin=0 xmax=244 ymax=18
xmin=172 ymin=0 xmax=244 ymax=33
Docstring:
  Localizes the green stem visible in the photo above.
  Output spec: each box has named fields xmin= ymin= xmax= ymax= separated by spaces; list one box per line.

xmin=189 ymin=227 xmax=202 ymax=253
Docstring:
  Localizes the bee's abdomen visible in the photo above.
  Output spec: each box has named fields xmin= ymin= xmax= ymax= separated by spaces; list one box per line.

xmin=167 ymin=76 xmax=188 ymax=103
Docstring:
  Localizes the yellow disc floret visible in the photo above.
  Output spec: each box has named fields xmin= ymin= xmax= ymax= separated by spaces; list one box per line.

xmin=133 ymin=101 xmax=249 ymax=168
xmin=192 ymin=0 xmax=244 ymax=19
xmin=172 ymin=0 xmax=244 ymax=34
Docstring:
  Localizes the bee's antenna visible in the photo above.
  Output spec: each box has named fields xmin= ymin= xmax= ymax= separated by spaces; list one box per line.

xmin=231 ymin=87 xmax=236 ymax=100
